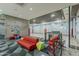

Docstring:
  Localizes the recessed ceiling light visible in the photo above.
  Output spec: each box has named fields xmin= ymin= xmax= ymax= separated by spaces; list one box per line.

xmin=42 ymin=21 xmax=47 ymax=24
xmin=29 ymin=8 xmax=33 ymax=11
xmin=33 ymin=20 xmax=36 ymax=22
xmin=50 ymin=14 xmax=55 ymax=17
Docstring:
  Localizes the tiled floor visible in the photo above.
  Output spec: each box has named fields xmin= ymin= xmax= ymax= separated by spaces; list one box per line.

xmin=62 ymin=37 xmax=79 ymax=56
xmin=1 ymin=39 xmax=79 ymax=56
xmin=70 ymin=38 xmax=79 ymax=47
xmin=62 ymin=48 xmax=79 ymax=56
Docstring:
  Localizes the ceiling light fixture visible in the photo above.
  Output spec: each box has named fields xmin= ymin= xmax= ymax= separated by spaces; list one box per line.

xmin=30 ymin=8 xmax=33 ymax=11
xmin=33 ymin=20 xmax=36 ymax=22
xmin=51 ymin=14 xmax=55 ymax=18
xmin=41 ymin=21 xmax=47 ymax=24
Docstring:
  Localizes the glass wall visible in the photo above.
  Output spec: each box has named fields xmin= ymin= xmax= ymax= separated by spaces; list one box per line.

xmin=76 ymin=17 xmax=79 ymax=40
xmin=0 ymin=14 xmax=6 ymax=40
xmin=30 ymin=7 xmax=69 ymax=48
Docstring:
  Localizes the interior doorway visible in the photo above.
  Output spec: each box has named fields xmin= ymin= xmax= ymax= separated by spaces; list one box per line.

xmin=70 ymin=4 xmax=79 ymax=50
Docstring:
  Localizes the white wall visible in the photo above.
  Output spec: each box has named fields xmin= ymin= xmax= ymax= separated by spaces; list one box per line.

xmin=0 ymin=15 xmax=29 ymax=38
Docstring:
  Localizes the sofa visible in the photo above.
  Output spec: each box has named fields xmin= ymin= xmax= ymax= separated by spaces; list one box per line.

xmin=17 ymin=36 xmax=39 ymax=51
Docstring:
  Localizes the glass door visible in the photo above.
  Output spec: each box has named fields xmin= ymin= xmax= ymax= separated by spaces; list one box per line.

xmin=70 ymin=17 xmax=79 ymax=50
xmin=75 ymin=17 xmax=79 ymax=41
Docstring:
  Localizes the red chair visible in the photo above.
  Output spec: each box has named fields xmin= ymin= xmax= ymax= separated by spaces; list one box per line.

xmin=17 ymin=36 xmax=39 ymax=51
xmin=48 ymin=35 xmax=60 ymax=56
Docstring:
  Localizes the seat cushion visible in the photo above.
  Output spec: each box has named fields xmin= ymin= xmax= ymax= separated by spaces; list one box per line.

xmin=23 ymin=36 xmax=38 ymax=44
xmin=17 ymin=40 xmax=35 ymax=51
xmin=21 ymin=39 xmax=36 ymax=47
xmin=36 ymin=42 xmax=45 ymax=51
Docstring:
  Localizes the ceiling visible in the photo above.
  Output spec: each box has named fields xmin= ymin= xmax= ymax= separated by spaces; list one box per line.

xmin=0 ymin=3 xmax=77 ymax=20
xmin=30 ymin=9 xmax=63 ymax=24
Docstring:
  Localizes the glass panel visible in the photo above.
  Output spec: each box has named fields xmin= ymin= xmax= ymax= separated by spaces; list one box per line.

xmin=0 ymin=15 xmax=5 ymax=40
xmin=61 ymin=8 xmax=69 ymax=48
xmin=70 ymin=5 xmax=79 ymax=50
xmin=76 ymin=17 xmax=79 ymax=41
